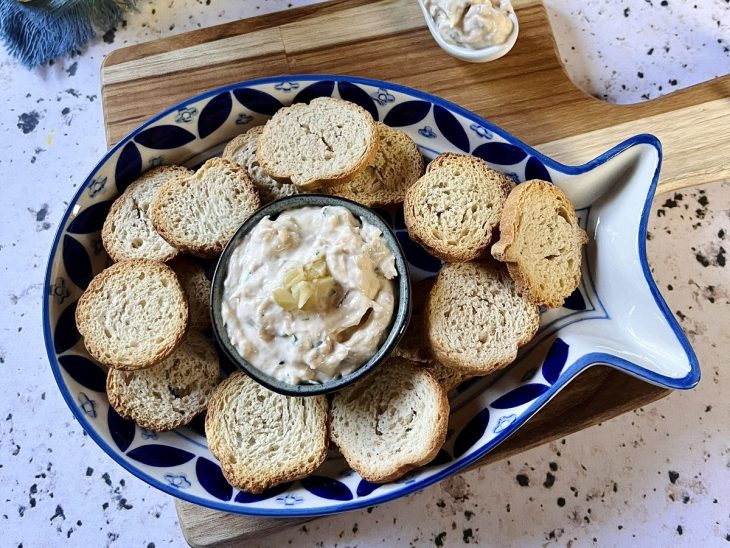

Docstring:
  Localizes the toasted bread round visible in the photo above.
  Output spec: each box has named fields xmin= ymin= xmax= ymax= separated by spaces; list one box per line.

xmin=102 ymin=166 xmax=192 ymax=262
xmin=256 ymin=97 xmax=379 ymax=190
xmin=325 ymin=123 xmax=424 ymax=206
xmin=75 ymin=260 xmax=188 ymax=370
xmin=426 ymin=261 xmax=539 ymax=374
xmin=151 ymin=158 xmax=261 ymax=258
xmin=223 ymin=126 xmax=302 ymax=203
xmin=491 ymin=180 xmax=589 ymax=308
xmin=330 ymin=357 xmax=449 ymax=483
xmin=392 ymin=278 xmax=434 ymax=363
xmin=404 ymin=153 xmax=514 ymax=262
xmin=169 ymin=257 xmax=211 ymax=331
xmin=106 ymin=331 xmax=220 ymax=431
xmin=424 ymin=359 xmax=474 ymax=392
xmin=205 ymin=371 xmax=329 ymax=494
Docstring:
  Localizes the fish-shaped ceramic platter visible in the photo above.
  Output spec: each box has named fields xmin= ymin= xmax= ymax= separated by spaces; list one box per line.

xmin=44 ymin=75 xmax=699 ymax=516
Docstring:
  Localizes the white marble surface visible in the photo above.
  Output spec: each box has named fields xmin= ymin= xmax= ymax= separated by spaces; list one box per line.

xmin=1 ymin=1 xmax=729 ymax=547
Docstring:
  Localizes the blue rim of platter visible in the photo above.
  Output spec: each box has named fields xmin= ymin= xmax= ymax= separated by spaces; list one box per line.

xmin=43 ymin=74 xmax=700 ymax=517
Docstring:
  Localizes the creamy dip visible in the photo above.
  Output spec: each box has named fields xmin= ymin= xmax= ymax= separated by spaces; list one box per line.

xmin=222 ymin=206 xmax=397 ymax=385
xmin=424 ymin=0 xmax=514 ymax=49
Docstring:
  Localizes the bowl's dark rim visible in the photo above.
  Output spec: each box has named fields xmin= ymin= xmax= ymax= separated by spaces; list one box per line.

xmin=210 ymin=194 xmax=412 ymax=397
xmin=41 ymin=74 xmax=700 ymax=518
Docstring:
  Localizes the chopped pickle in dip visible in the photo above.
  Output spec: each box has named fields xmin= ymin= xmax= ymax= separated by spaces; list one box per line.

xmin=222 ymin=206 xmax=397 ymax=385
xmin=273 ymin=259 xmax=337 ymax=311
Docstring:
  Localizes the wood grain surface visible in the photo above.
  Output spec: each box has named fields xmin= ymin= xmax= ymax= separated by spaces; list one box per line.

xmin=99 ymin=0 xmax=726 ymax=545
xmin=101 ymin=0 xmax=730 ymax=199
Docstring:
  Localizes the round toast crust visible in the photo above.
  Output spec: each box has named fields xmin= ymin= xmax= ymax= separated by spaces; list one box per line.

xmin=256 ymin=97 xmax=379 ymax=190
xmin=75 ymin=259 xmax=189 ymax=370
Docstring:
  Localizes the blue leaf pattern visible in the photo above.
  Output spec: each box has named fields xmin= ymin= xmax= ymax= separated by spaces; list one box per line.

xmin=301 ymin=476 xmax=353 ymax=501
xmin=184 ymin=414 xmax=206 ymax=437
xmin=337 ymin=82 xmax=379 ymax=120
xmin=524 ymin=156 xmax=552 ymax=182
xmin=355 ymin=479 xmax=381 ymax=497
xmin=108 ymin=407 xmax=135 ymax=452
xmin=62 ymin=235 xmax=92 ymax=289
xmin=397 ymin=232 xmax=442 ymax=273
xmin=54 ymin=301 xmax=80 ymax=354
xmin=453 ymin=408 xmax=490 ymax=458
xmin=472 ymin=142 xmax=528 ymax=165
xmin=134 ymin=125 xmax=196 ymax=149
xmin=383 ymin=100 xmax=431 ymax=127
xmin=196 ymin=457 xmax=233 ymax=501
xmin=127 ymin=445 xmax=195 ymax=467
xmin=233 ymin=88 xmax=284 ymax=115
xmin=66 ymin=201 xmax=113 ymax=234
xmin=426 ymin=449 xmax=453 ymax=467
xmin=234 ymin=482 xmax=292 ymax=503
xmin=490 ymin=383 xmax=549 ymax=409
xmin=58 ymin=354 xmax=107 ymax=392
xmin=563 ymin=287 xmax=587 ymax=311
xmin=541 ymin=338 xmax=570 ymax=385
xmin=433 ymin=105 xmax=469 ymax=152
xmin=115 ymin=142 xmax=142 ymax=194
xmin=292 ymin=80 xmax=335 ymax=104
xmin=198 ymin=92 xmax=232 ymax=139
xmin=370 ymin=207 xmax=394 ymax=228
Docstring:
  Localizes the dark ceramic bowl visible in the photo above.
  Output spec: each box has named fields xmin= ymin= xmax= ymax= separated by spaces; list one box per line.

xmin=210 ymin=194 xmax=412 ymax=397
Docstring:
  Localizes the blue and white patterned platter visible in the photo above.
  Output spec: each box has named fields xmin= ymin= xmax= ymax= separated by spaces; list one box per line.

xmin=43 ymin=75 xmax=699 ymax=517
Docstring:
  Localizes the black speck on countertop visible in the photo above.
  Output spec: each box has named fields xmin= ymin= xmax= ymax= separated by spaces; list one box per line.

xmin=717 ymin=247 xmax=726 ymax=267
xmin=17 ymin=111 xmax=41 ymax=134
xmin=103 ymin=28 xmax=116 ymax=44
xmin=462 ymin=528 xmax=474 ymax=543
xmin=435 ymin=532 xmax=446 ymax=546
xmin=49 ymin=504 xmax=65 ymax=522
xmin=669 ymin=470 xmax=680 ymax=484
xmin=677 ymin=525 xmax=683 ymax=535
xmin=557 ymin=497 xmax=566 ymax=507
xmin=543 ymin=472 xmax=556 ymax=488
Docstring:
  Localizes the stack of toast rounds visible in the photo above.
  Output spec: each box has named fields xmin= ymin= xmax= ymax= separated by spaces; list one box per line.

xmin=74 ymin=97 xmax=587 ymax=494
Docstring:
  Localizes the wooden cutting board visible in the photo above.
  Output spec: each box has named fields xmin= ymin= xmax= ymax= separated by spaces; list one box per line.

xmin=100 ymin=1 xmax=728 ymax=545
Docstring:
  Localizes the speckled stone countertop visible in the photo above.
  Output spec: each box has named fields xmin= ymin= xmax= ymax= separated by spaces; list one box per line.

xmin=1 ymin=1 xmax=728 ymax=547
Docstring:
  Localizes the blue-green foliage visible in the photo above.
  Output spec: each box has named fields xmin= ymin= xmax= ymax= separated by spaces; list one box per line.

xmin=0 ymin=0 xmax=137 ymax=68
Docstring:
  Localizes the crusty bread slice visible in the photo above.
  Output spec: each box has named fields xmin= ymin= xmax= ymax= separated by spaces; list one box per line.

xmin=256 ymin=97 xmax=379 ymax=190
xmin=426 ymin=261 xmax=539 ymax=374
xmin=169 ymin=257 xmax=211 ymax=331
xmin=222 ymin=126 xmax=301 ymax=203
xmin=102 ymin=166 xmax=192 ymax=262
xmin=75 ymin=260 xmax=188 ymax=370
xmin=151 ymin=158 xmax=261 ymax=258
xmin=325 ymin=122 xmax=424 ymax=206
xmin=424 ymin=359 xmax=473 ymax=392
xmin=491 ymin=180 xmax=589 ymax=308
xmin=404 ymin=153 xmax=514 ymax=262
xmin=107 ymin=331 xmax=220 ymax=431
xmin=330 ymin=357 xmax=449 ymax=483
xmin=205 ymin=371 xmax=329 ymax=494
xmin=392 ymin=278 xmax=434 ymax=363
